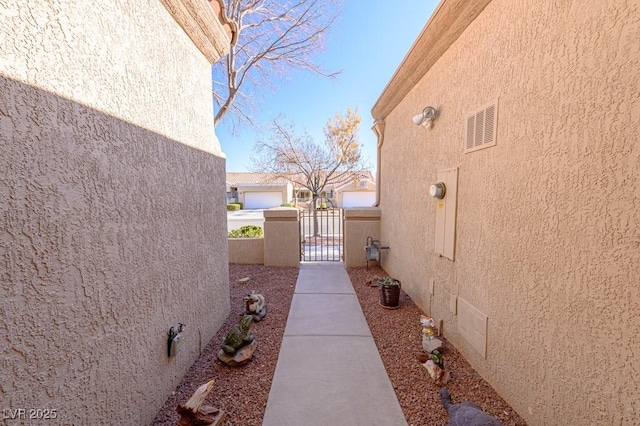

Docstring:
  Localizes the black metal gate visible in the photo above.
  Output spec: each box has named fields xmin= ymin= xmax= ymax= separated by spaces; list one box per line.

xmin=300 ymin=208 xmax=343 ymax=261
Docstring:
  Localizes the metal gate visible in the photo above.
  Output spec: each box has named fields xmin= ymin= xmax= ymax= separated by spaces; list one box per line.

xmin=300 ymin=208 xmax=343 ymax=261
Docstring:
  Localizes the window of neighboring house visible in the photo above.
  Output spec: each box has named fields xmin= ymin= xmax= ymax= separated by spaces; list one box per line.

xmin=321 ymin=191 xmax=327 ymax=198
xmin=298 ymin=190 xmax=311 ymax=199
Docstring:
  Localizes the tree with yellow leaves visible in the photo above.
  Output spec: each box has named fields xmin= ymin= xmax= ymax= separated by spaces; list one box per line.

xmin=253 ymin=108 xmax=369 ymax=233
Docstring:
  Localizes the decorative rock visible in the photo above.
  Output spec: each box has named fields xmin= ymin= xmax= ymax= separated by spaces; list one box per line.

xmin=423 ymin=360 xmax=450 ymax=385
xmin=441 ymin=388 xmax=503 ymax=425
xmin=422 ymin=335 xmax=443 ymax=353
xmin=249 ymin=305 xmax=267 ymax=322
xmin=176 ymin=380 xmax=227 ymax=426
xmin=218 ymin=339 xmax=257 ymax=367
xmin=366 ymin=277 xmax=380 ymax=287
xmin=177 ymin=406 xmax=226 ymax=426
xmin=415 ymin=351 xmax=430 ymax=364
xmin=238 ymin=277 xmax=250 ymax=284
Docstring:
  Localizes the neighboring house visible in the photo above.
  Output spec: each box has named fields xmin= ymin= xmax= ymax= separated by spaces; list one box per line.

xmin=293 ymin=171 xmax=376 ymax=208
xmin=333 ymin=175 xmax=376 ymax=208
xmin=227 ymin=172 xmax=293 ymax=209
xmin=1 ymin=1 xmax=235 ymax=425
xmin=226 ymin=171 xmax=375 ymax=209
xmin=372 ymin=1 xmax=638 ymax=425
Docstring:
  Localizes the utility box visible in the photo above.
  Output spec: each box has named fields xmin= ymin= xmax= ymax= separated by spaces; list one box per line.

xmin=434 ymin=167 xmax=458 ymax=260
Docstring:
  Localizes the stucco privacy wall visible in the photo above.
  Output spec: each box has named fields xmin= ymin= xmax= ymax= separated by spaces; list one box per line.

xmin=263 ymin=208 xmax=300 ymax=267
xmin=343 ymin=208 xmax=382 ymax=268
xmin=1 ymin=1 xmax=230 ymax=425
xmin=228 ymin=238 xmax=265 ymax=264
xmin=376 ymin=0 xmax=639 ymax=424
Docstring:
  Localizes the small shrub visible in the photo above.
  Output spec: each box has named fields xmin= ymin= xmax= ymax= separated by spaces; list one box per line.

xmin=281 ymin=202 xmax=293 ymax=207
xmin=228 ymin=225 xmax=264 ymax=238
xmin=227 ymin=203 xmax=241 ymax=211
xmin=378 ymin=276 xmax=400 ymax=286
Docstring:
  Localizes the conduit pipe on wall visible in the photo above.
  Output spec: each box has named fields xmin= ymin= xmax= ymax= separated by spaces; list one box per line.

xmin=371 ymin=120 xmax=385 ymax=207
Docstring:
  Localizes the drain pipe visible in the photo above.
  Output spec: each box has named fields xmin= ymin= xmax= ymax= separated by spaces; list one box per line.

xmin=371 ymin=120 xmax=385 ymax=207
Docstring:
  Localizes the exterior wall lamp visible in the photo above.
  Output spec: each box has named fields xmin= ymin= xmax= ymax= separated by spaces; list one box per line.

xmin=412 ymin=106 xmax=436 ymax=128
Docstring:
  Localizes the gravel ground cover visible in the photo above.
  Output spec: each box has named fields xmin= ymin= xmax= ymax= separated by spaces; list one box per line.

xmin=347 ymin=265 xmax=527 ymax=426
xmin=152 ymin=264 xmax=527 ymax=425
xmin=151 ymin=265 xmax=298 ymax=426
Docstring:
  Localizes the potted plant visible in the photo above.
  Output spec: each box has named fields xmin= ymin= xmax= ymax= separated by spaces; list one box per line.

xmin=378 ymin=276 xmax=401 ymax=309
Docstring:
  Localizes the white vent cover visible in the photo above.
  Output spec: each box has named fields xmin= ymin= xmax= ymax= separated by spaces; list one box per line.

xmin=356 ymin=179 xmax=367 ymax=188
xmin=465 ymin=99 xmax=498 ymax=153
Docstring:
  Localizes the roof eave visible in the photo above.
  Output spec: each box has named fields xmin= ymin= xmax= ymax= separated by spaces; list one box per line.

xmin=158 ymin=0 xmax=238 ymax=64
xmin=371 ymin=0 xmax=493 ymax=122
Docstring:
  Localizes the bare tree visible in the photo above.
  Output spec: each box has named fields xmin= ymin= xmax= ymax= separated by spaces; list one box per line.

xmin=214 ymin=0 xmax=341 ymax=127
xmin=252 ymin=108 xmax=368 ymax=234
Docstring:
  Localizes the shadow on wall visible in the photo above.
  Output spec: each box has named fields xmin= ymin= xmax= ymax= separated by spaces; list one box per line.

xmin=0 ymin=76 xmax=229 ymax=425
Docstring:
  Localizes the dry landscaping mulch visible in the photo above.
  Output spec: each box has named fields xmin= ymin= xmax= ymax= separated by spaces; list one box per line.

xmin=347 ymin=266 xmax=527 ymax=426
xmin=151 ymin=265 xmax=298 ymax=426
xmin=152 ymin=264 xmax=527 ymax=426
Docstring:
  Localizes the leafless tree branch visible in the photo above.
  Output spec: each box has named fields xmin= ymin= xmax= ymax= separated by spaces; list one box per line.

xmin=214 ymin=0 xmax=342 ymax=129
xmin=251 ymin=109 xmax=369 ymax=215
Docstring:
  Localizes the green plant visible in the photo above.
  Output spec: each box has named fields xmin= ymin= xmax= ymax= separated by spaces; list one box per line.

xmin=227 ymin=203 xmax=241 ymax=211
xmin=228 ymin=225 xmax=264 ymax=238
xmin=378 ymin=276 xmax=399 ymax=286
xmin=281 ymin=202 xmax=293 ymax=207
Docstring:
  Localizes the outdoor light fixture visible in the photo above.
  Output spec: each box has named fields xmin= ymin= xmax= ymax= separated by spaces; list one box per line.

xmin=412 ymin=106 xmax=436 ymax=128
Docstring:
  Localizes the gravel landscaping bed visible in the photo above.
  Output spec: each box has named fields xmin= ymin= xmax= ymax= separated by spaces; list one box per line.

xmin=151 ymin=265 xmax=298 ymax=426
xmin=152 ymin=264 xmax=526 ymax=425
xmin=347 ymin=265 xmax=527 ymax=426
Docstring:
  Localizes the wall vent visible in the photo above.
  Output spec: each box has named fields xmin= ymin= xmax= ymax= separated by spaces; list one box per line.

xmin=356 ymin=179 xmax=368 ymax=189
xmin=465 ymin=99 xmax=498 ymax=153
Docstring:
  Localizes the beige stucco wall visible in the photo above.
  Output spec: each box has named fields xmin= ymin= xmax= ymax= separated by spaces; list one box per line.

xmin=1 ymin=1 xmax=230 ymax=425
xmin=263 ymin=208 xmax=300 ymax=267
xmin=228 ymin=238 xmax=265 ymax=264
xmin=376 ymin=0 xmax=639 ymax=424
xmin=343 ymin=208 xmax=382 ymax=268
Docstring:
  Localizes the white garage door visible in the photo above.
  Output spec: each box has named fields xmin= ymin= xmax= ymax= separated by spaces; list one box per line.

xmin=244 ymin=192 xmax=283 ymax=209
xmin=342 ymin=191 xmax=376 ymax=208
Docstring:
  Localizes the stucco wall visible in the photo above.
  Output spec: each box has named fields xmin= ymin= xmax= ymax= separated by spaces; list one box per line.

xmin=228 ymin=238 xmax=265 ymax=264
xmin=263 ymin=208 xmax=300 ymax=267
xmin=343 ymin=208 xmax=382 ymax=268
xmin=1 ymin=1 xmax=229 ymax=424
xmin=377 ymin=0 xmax=639 ymax=424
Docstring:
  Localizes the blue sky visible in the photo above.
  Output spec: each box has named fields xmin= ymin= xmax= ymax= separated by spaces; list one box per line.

xmin=216 ymin=0 xmax=439 ymax=173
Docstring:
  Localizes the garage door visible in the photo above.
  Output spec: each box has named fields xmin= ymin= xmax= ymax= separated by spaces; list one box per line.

xmin=342 ymin=191 xmax=376 ymax=208
xmin=244 ymin=192 xmax=283 ymax=209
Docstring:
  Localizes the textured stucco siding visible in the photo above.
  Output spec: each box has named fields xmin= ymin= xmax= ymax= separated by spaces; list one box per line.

xmin=263 ymin=208 xmax=300 ymax=267
xmin=378 ymin=0 xmax=639 ymax=424
xmin=228 ymin=238 xmax=265 ymax=264
xmin=1 ymin=1 xmax=229 ymax=425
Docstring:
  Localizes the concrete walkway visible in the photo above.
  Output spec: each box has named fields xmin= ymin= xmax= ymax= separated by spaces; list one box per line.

xmin=262 ymin=262 xmax=407 ymax=426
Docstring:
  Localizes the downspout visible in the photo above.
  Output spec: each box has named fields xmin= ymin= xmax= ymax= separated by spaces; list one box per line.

xmin=371 ymin=120 xmax=385 ymax=207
